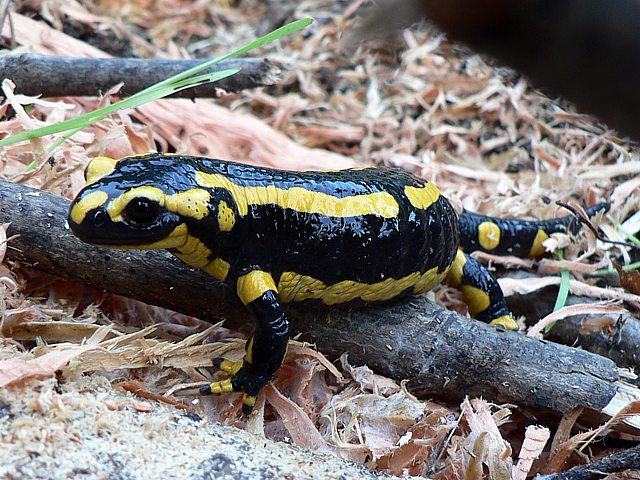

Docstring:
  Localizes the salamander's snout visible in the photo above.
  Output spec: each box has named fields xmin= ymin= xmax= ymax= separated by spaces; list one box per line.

xmin=68 ymin=184 xmax=184 ymax=249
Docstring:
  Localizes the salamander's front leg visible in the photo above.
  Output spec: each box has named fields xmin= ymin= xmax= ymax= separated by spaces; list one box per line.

xmin=200 ymin=270 xmax=289 ymax=414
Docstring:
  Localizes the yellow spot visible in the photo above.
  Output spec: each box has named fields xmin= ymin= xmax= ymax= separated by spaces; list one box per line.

xmin=528 ymin=229 xmax=549 ymax=258
xmin=278 ymin=267 xmax=446 ymax=305
xmin=404 ymin=183 xmax=441 ymax=209
xmin=217 ymin=201 xmax=236 ymax=232
xmin=237 ymin=271 xmax=277 ymax=305
xmin=165 ymin=189 xmax=211 ymax=220
xmin=243 ymin=394 xmax=256 ymax=408
xmin=444 ymin=250 xmax=467 ymax=288
xmin=478 ymin=221 xmax=501 ymax=250
xmin=107 ymin=186 xmax=165 ymax=222
xmin=490 ymin=315 xmax=518 ymax=331
xmin=196 ymin=171 xmax=400 ymax=218
xmin=84 ymin=156 xmax=119 ymax=185
xmin=460 ymin=285 xmax=491 ymax=317
xmin=203 ymin=257 xmax=231 ymax=281
xmin=70 ymin=190 xmax=108 ymax=225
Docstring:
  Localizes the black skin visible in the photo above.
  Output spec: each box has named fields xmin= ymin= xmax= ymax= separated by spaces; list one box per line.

xmin=68 ymin=154 xmax=607 ymax=411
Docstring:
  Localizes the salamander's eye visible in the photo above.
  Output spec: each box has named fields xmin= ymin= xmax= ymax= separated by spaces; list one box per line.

xmin=122 ymin=198 xmax=162 ymax=227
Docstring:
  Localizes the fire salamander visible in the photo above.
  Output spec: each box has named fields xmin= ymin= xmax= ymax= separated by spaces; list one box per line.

xmin=68 ymin=153 xmax=608 ymax=413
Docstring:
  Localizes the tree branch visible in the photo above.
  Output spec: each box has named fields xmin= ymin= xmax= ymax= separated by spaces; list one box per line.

xmin=0 ymin=179 xmax=637 ymax=422
xmin=506 ymin=277 xmax=640 ymax=381
xmin=0 ymin=54 xmax=281 ymax=98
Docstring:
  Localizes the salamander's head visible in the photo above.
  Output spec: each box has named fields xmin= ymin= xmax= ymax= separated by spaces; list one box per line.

xmin=68 ymin=154 xmax=215 ymax=249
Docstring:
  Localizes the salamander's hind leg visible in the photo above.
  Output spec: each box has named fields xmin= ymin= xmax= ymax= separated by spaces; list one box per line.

xmin=200 ymin=270 xmax=289 ymax=414
xmin=445 ymin=250 xmax=517 ymax=330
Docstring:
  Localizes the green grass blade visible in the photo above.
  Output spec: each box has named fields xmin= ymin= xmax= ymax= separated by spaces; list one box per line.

xmin=0 ymin=69 xmax=240 ymax=147
xmin=141 ymin=17 xmax=313 ymax=92
xmin=544 ymin=249 xmax=570 ymax=333
xmin=0 ymin=17 xmax=313 ymax=149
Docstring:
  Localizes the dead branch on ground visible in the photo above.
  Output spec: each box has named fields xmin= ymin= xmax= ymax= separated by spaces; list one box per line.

xmin=1 ymin=178 xmax=638 ymax=429
xmin=0 ymin=54 xmax=281 ymax=98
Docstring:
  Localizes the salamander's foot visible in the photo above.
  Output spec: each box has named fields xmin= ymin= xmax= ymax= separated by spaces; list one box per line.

xmin=199 ymin=357 xmax=268 ymax=414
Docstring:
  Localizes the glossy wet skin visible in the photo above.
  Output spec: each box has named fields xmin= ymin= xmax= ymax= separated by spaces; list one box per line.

xmin=69 ymin=154 xmax=459 ymax=303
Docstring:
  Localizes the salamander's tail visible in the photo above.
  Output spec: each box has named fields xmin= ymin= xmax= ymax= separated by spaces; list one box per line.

xmin=458 ymin=202 xmax=610 ymax=258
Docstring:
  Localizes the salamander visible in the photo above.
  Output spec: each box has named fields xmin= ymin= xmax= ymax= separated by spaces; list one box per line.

xmin=68 ymin=153 xmax=609 ymax=413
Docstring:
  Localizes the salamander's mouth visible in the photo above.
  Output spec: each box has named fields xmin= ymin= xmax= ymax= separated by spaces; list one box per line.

xmin=68 ymin=205 xmax=184 ymax=249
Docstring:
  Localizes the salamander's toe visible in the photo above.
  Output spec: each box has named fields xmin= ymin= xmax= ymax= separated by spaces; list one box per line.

xmin=199 ymin=359 xmax=270 ymax=415
xmin=489 ymin=315 xmax=518 ymax=331
xmin=212 ymin=357 xmax=243 ymax=375
xmin=199 ymin=378 xmax=234 ymax=395
xmin=242 ymin=394 xmax=257 ymax=414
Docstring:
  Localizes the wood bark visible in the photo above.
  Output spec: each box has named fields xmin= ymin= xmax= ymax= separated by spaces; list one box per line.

xmin=361 ymin=0 xmax=640 ymax=140
xmin=508 ymin=285 xmax=640 ymax=380
xmin=0 ymin=179 xmax=628 ymax=415
xmin=537 ymin=445 xmax=640 ymax=480
xmin=0 ymin=54 xmax=280 ymax=98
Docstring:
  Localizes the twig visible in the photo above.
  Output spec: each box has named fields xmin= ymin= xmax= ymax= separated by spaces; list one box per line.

xmin=0 ymin=54 xmax=281 ymax=98
xmin=116 ymin=380 xmax=195 ymax=412
xmin=555 ymin=201 xmax=636 ymax=250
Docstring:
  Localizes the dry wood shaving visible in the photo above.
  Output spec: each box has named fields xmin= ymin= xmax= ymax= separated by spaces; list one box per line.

xmin=0 ymin=0 xmax=639 ymax=478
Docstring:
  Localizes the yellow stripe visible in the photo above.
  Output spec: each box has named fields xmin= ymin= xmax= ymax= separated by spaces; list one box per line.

xmin=237 ymin=270 xmax=278 ymax=305
xmin=84 ymin=156 xmax=119 ymax=185
xmin=460 ymin=285 xmax=491 ymax=317
xmin=107 ymin=186 xmax=165 ymax=222
xmin=109 ymin=224 xmax=189 ymax=250
xmin=528 ymin=229 xmax=549 ymax=258
xmin=490 ymin=315 xmax=518 ymax=330
xmin=195 ymin=171 xmax=400 ymax=218
xmin=217 ymin=359 xmax=243 ymax=375
xmin=172 ymin=234 xmax=212 ymax=267
xmin=444 ymin=250 xmax=467 ymax=288
xmin=107 ymin=186 xmax=211 ymax=222
xmin=70 ymin=190 xmax=108 ymax=225
xmin=207 ymin=379 xmax=234 ymax=394
xmin=404 ymin=183 xmax=441 ymax=210
xmin=278 ymin=266 xmax=447 ymax=305
xmin=478 ymin=221 xmax=501 ymax=250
